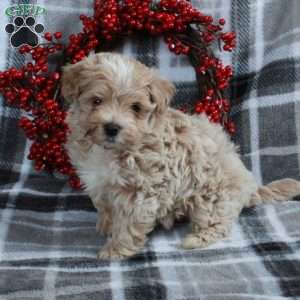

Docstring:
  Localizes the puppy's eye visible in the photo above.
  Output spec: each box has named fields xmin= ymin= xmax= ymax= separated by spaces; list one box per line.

xmin=131 ymin=102 xmax=141 ymax=113
xmin=92 ymin=98 xmax=103 ymax=106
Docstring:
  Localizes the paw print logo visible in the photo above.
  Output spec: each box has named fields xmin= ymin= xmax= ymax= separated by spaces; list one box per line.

xmin=5 ymin=16 xmax=44 ymax=48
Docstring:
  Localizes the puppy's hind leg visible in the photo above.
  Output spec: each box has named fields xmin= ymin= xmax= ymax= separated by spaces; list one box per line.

xmin=181 ymin=195 xmax=239 ymax=249
xmin=98 ymin=196 xmax=159 ymax=260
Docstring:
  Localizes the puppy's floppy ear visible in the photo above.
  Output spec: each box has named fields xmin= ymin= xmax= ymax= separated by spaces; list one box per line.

xmin=148 ymin=73 xmax=175 ymax=115
xmin=61 ymin=60 xmax=86 ymax=103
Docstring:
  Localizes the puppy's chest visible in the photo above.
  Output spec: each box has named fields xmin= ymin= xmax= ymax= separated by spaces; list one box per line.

xmin=75 ymin=147 xmax=120 ymax=197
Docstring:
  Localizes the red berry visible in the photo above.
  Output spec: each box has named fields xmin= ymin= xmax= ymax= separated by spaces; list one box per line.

xmin=226 ymin=121 xmax=236 ymax=135
xmin=219 ymin=18 xmax=226 ymax=25
xmin=54 ymin=31 xmax=62 ymax=39
xmin=19 ymin=46 xmax=27 ymax=54
xmin=41 ymin=65 xmax=48 ymax=72
xmin=44 ymin=32 xmax=52 ymax=41
xmin=207 ymin=89 xmax=214 ymax=97
xmin=52 ymin=72 xmax=60 ymax=81
xmin=195 ymin=102 xmax=205 ymax=114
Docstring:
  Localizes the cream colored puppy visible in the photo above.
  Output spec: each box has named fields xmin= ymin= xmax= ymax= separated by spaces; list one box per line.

xmin=62 ymin=53 xmax=300 ymax=260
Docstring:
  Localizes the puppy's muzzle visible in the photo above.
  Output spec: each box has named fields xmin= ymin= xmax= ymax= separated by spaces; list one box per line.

xmin=103 ymin=122 xmax=122 ymax=141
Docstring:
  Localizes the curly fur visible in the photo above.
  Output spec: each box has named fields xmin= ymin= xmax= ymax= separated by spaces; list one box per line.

xmin=61 ymin=53 xmax=300 ymax=259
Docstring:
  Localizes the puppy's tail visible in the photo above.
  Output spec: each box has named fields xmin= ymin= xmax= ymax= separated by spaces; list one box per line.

xmin=248 ymin=178 xmax=300 ymax=206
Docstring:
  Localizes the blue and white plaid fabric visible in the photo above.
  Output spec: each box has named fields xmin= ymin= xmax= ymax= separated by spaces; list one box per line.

xmin=0 ymin=0 xmax=300 ymax=299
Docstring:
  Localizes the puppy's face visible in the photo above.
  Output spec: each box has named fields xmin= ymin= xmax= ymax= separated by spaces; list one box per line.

xmin=62 ymin=53 xmax=175 ymax=150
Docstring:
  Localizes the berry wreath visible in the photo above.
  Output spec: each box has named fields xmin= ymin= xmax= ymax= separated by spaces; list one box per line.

xmin=0 ymin=0 xmax=236 ymax=189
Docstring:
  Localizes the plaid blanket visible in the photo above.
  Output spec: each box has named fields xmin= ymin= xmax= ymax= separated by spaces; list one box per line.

xmin=1 ymin=0 xmax=300 ymax=299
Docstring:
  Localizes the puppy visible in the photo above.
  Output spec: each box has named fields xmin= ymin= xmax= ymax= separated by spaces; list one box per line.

xmin=62 ymin=53 xmax=300 ymax=259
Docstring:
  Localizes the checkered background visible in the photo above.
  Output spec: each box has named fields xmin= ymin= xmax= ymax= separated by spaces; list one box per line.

xmin=0 ymin=0 xmax=300 ymax=299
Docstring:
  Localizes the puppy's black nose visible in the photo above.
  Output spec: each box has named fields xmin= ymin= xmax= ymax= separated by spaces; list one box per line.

xmin=103 ymin=123 xmax=121 ymax=137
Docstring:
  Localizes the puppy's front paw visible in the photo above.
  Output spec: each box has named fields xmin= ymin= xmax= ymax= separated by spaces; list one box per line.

xmin=181 ymin=234 xmax=210 ymax=249
xmin=96 ymin=217 xmax=112 ymax=236
xmin=97 ymin=242 xmax=134 ymax=260
xmin=97 ymin=248 xmax=125 ymax=260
